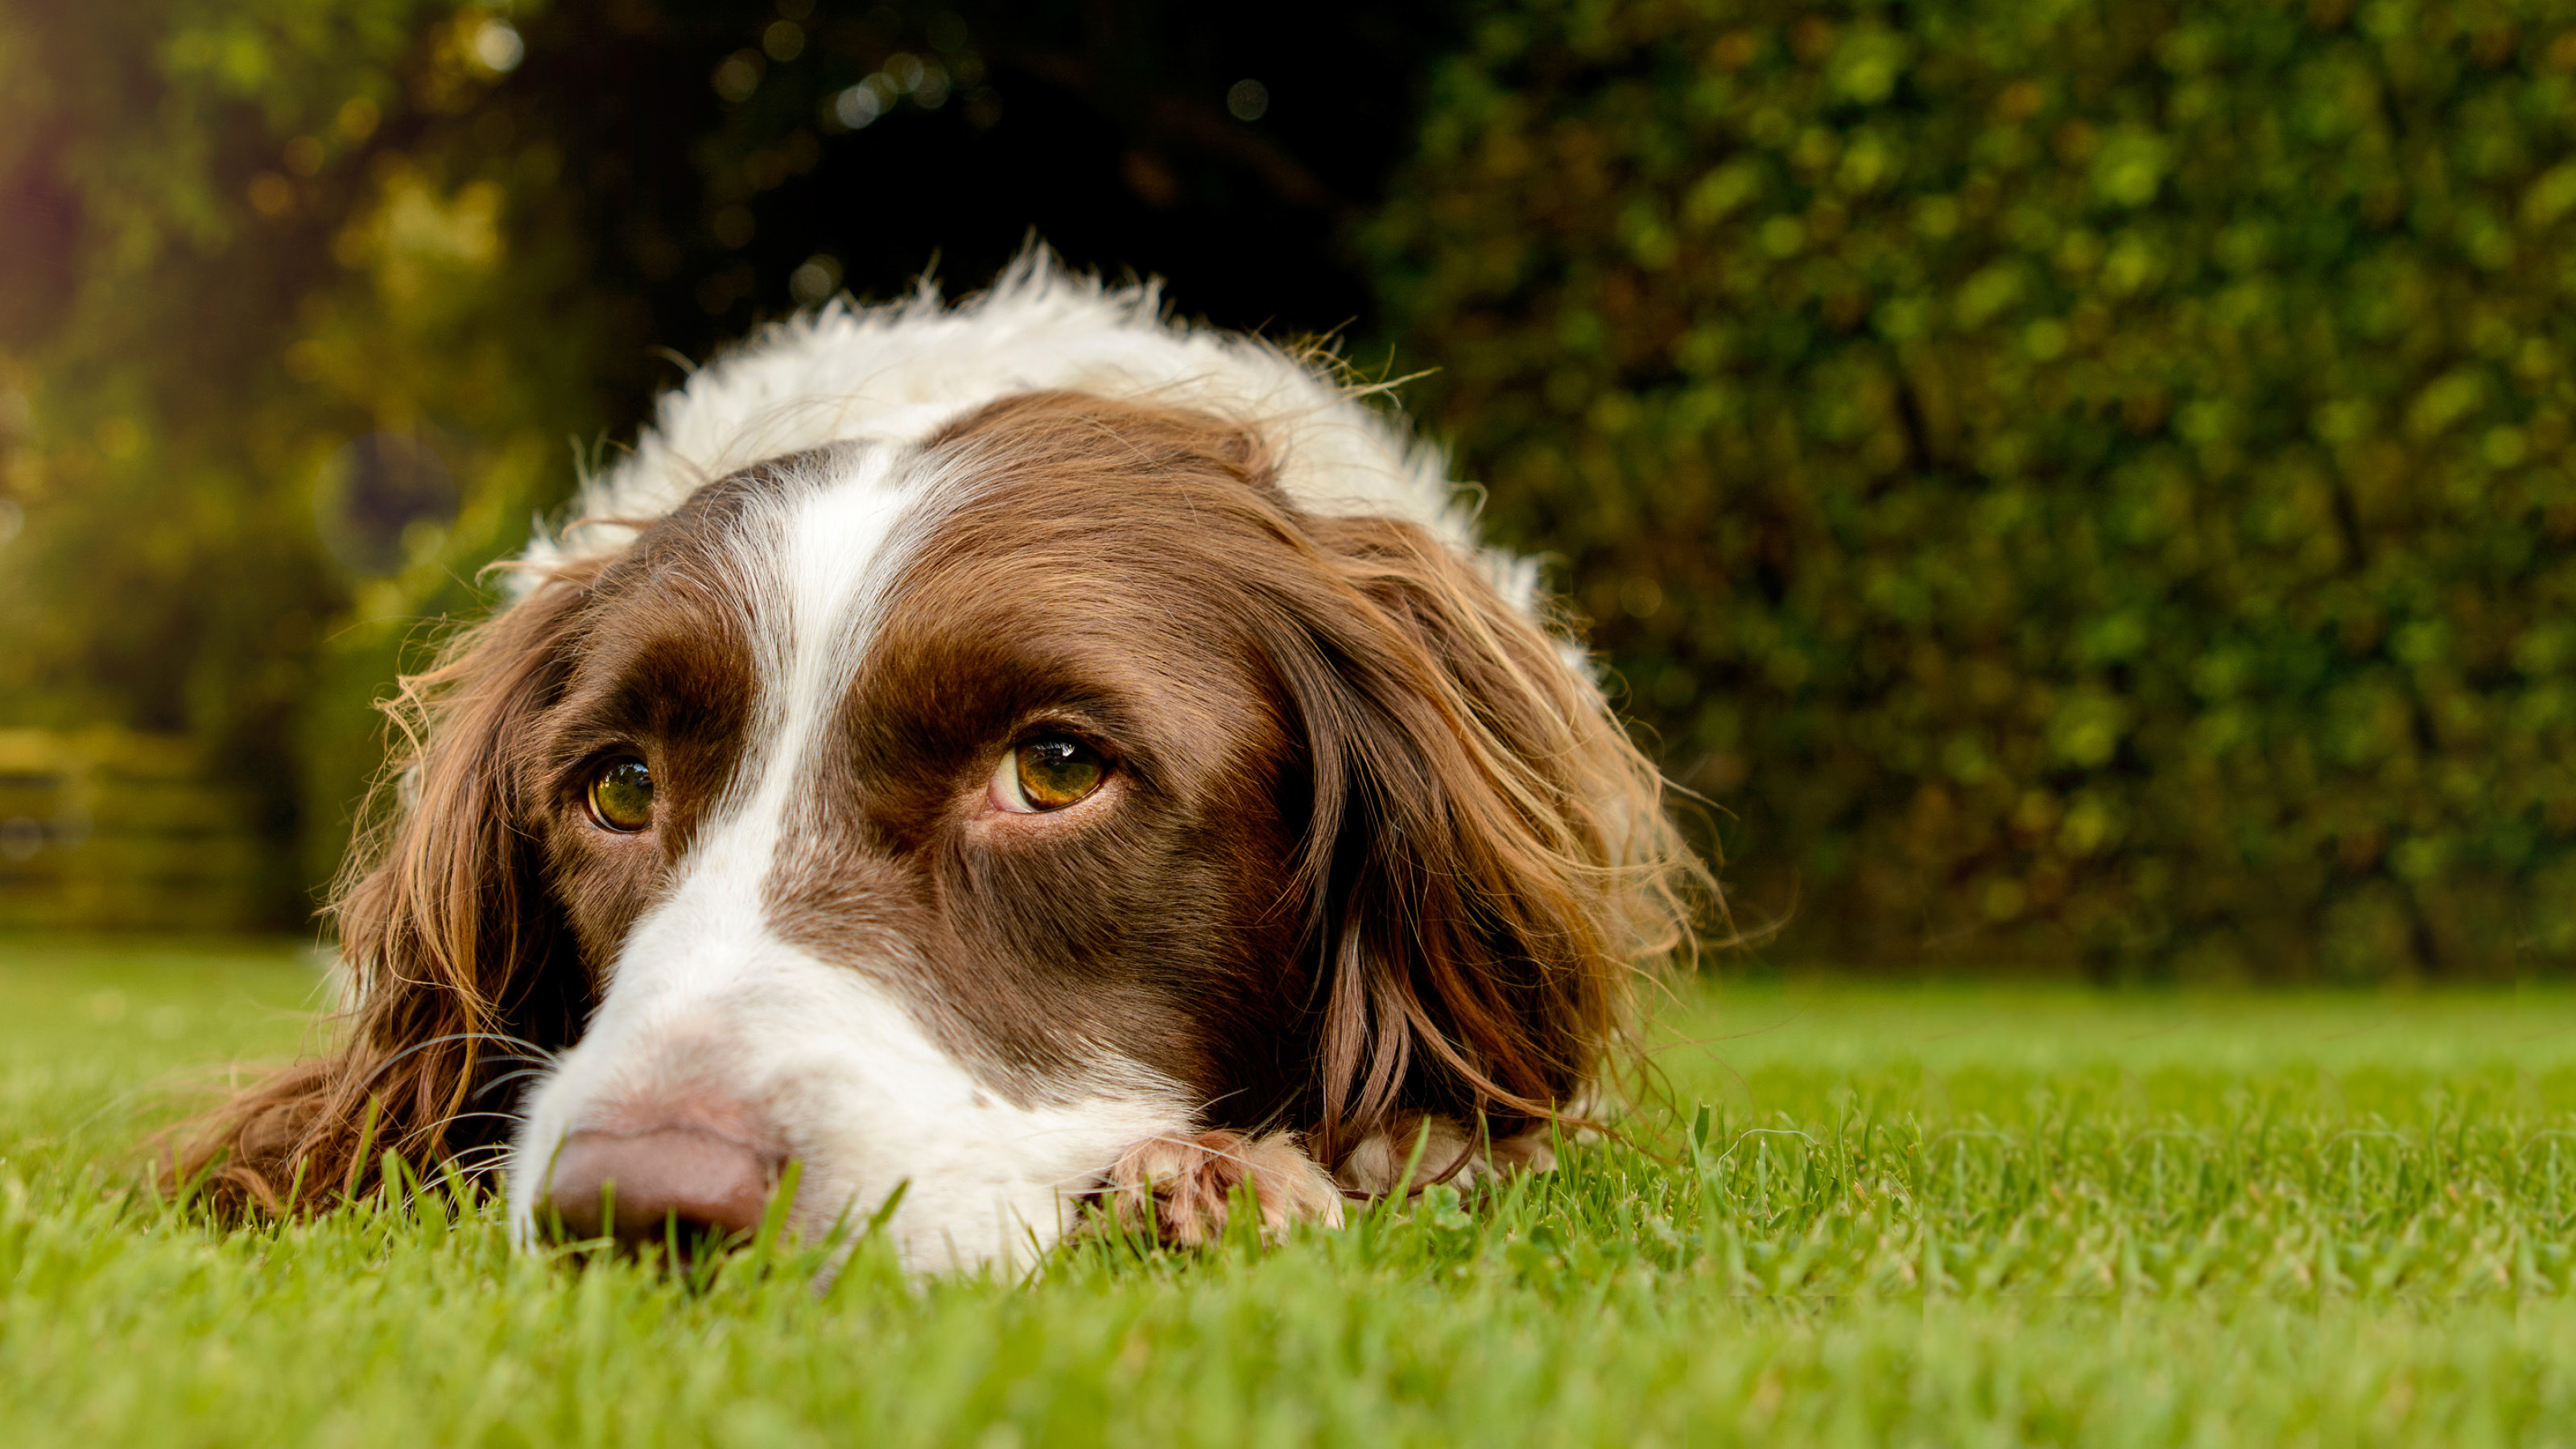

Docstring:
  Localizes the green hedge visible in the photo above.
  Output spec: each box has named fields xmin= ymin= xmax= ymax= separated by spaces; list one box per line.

xmin=1368 ymin=0 xmax=2576 ymax=977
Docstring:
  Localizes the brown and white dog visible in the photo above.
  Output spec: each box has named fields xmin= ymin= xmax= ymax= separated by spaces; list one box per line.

xmin=192 ymin=256 xmax=1700 ymax=1270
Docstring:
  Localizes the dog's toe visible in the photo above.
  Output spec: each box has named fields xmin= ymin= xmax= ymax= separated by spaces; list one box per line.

xmin=1103 ymin=1130 xmax=1344 ymax=1247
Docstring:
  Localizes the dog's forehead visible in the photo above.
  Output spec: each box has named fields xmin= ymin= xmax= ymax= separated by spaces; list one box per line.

xmin=619 ymin=431 xmax=1124 ymax=652
xmin=568 ymin=439 xmax=955 ymax=697
xmin=668 ymin=439 xmax=936 ymax=647
xmin=590 ymin=424 xmax=1272 ymax=717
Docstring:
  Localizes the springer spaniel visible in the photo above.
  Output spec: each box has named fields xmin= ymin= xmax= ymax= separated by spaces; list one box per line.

xmin=192 ymin=256 xmax=1700 ymax=1269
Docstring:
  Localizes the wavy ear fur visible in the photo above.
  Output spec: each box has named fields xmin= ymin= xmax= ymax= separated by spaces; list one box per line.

xmin=176 ymin=568 xmax=599 ymax=1215
xmin=1269 ymin=505 xmax=1707 ymax=1163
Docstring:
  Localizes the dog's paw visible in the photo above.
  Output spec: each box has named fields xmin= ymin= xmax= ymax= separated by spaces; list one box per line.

xmin=1331 ymin=1113 xmax=1560 ymax=1198
xmin=1101 ymin=1130 xmax=1346 ymax=1247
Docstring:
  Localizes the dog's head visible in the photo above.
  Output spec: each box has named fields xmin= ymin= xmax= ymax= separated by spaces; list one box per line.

xmin=193 ymin=282 xmax=1699 ymax=1269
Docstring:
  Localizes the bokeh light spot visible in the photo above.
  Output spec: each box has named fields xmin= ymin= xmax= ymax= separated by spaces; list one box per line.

xmin=336 ymin=96 xmax=380 ymax=142
xmin=472 ymin=19 xmax=523 ymax=73
xmin=1227 ymin=79 xmax=1269 ymax=122
xmin=789 ymin=254 xmax=842 ymax=306
xmin=833 ymin=83 xmax=885 ymax=130
xmin=713 ymin=50 xmax=763 ymax=103
xmin=247 ymin=172 xmax=295 ymax=217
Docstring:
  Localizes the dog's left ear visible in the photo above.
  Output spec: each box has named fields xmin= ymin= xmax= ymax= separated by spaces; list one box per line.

xmin=171 ymin=566 xmax=600 ymax=1216
xmin=1264 ymin=509 xmax=1707 ymax=1163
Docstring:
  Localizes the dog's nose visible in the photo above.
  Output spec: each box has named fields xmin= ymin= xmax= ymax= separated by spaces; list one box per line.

xmin=543 ymin=1128 xmax=776 ymax=1253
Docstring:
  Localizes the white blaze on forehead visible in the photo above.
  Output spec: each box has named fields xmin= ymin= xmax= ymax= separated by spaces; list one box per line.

xmin=507 ymin=444 xmax=1194 ymax=1271
xmin=735 ymin=442 xmax=921 ymax=851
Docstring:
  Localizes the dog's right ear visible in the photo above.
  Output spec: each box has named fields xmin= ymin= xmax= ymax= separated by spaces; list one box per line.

xmin=178 ymin=565 xmax=601 ymax=1216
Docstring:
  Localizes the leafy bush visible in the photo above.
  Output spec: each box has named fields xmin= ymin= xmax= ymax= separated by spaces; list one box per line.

xmin=1368 ymin=0 xmax=2576 ymax=977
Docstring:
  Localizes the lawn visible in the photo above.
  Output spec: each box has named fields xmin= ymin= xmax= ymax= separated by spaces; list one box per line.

xmin=3 ymin=937 xmax=2573 ymax=1447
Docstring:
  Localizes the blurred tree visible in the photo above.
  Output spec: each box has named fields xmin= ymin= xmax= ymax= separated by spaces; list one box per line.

xmin=0 ymin=0 xmax=607 ymax=917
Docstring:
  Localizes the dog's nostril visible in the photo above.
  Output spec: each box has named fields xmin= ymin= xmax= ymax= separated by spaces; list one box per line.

xmin=543 ymin=1128 xmax=777 ymax=1256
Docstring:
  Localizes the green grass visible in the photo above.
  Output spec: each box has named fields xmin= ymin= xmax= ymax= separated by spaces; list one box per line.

xmin=4 ymin=938 xmax=2575 ymax=1446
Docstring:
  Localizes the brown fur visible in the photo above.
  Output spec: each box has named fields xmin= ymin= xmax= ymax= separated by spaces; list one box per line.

xmin=175 ymin=390 xmax=1708 ymax=1225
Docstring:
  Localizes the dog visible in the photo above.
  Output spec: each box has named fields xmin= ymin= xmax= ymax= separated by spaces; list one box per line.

xmin=190 ymin=255 xmax=1700 ymax=1270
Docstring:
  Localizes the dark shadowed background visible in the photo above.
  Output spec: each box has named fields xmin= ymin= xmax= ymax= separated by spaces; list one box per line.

xmin=3 ymin=0 xmax=2572 ymax=981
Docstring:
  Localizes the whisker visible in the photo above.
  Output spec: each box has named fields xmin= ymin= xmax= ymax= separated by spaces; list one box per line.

xmin=472 ymin=1067 xmax=558 ymax=1101
xmin=345 ymin=1032 xmax=558 ymax=1100
xmin=431 ymin=1111 xmax=529 ymax=1129
xmin=470 ymin=1053 xmax=552 ymax=1075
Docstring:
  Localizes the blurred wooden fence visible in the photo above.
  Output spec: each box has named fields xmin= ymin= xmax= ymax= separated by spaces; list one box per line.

xmin=0 ymin=729 xmax=270 ymax=931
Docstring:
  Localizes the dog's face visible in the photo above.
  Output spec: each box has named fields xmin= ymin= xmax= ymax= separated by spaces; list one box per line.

xmin=196 ymin=385 xmax=1687 ymax=1270
xmin=507 ymin=401 xmax=1333 ymax=1266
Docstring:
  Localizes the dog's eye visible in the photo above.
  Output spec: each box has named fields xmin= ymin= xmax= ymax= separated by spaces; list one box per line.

xmin=586 ymin=757 xmax=655 ymax=832
xmin=990 ymin=737 xmax=1106 ymax=813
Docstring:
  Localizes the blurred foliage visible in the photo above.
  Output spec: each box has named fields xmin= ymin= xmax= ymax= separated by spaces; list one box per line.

xmin=10 ymin=0 xmax=2570 ymax=980
xmin=1369 ymin=0 xmax=2576 ymax=979
xmin=0 ymin=0 xmax=1447 ymax=923
xmin=0 ymin=0 xmax=621 ymax=910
